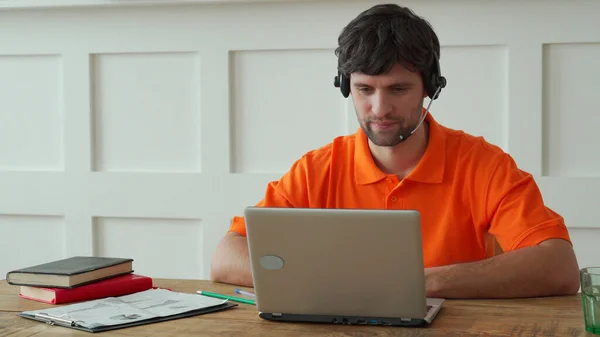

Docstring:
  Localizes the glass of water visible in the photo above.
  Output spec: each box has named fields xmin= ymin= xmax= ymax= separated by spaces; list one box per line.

xmin=581 ymin=267 xmax=600 ymax=334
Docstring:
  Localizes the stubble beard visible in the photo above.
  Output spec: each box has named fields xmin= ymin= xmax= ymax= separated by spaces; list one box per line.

xmin=359 ymin=110 xmax=422 ymax=147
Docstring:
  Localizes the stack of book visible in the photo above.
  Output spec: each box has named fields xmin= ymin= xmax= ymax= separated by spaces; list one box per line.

xmin=5 ymin=256 xmax=153 ymax=304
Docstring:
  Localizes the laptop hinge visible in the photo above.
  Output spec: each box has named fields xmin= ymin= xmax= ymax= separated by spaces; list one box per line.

xmin=272 ymin=313 xmax=282 ymax=317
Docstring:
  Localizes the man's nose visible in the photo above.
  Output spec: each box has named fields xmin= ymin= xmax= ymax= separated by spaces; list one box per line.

xmin=371 ymin=92 xmax=392 ymax=117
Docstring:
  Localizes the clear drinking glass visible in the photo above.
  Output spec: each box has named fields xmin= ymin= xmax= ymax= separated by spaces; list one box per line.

xmin=581 ymin=267 xmax=600 ymax=334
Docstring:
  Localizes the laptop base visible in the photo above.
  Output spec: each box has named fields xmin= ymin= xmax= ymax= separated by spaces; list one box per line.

xmin=258 ymin=312 xmax=429 ymax=327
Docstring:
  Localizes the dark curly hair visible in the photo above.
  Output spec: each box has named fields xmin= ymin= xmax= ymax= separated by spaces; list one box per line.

xmin=335 ymin=4 xmax=440 ymax=85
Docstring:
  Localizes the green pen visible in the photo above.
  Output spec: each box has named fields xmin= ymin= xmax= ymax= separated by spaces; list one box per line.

xmin=197 ymin=290 xmax=256 ymax=305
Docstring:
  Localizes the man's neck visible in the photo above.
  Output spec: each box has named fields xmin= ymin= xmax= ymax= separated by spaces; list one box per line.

xmin=369 ymin=122 xmax=430 ymax=180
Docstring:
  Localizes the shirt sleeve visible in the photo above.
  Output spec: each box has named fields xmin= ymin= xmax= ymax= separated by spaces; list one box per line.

xmin=228 ymin=156 xmax=311 ymax=237
xmin=484 ymin=154 xmax=572 ymax=252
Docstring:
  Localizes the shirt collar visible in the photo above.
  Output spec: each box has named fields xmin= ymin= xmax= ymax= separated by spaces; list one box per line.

xmin=354 ymin=111 xmax=447 ymax=185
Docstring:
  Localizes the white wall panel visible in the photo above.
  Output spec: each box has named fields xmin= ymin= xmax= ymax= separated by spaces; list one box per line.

xmin=91 ymin=52 xmax=201 ymax=173
xmin=569 ymin=228 xmax=600 ymax=269
xmin=230 ymin=48 xmax=344 ymax=174
xmin=434 ymin=45 xmax=508 ymax=151
xmin=93 ymin=217 xmax=203 ymax=279
xmin=0 ymin=173 xmax=65 ymax=215
xmin=0 ymin=215 xmax=65 ymax=276
xmin=539 ymin=41 xmax=600 ymax=230
xmin=0 ymin=55 xmax=63 ymax=171
xmin=542 ymin=43 xmax=600 ymax=177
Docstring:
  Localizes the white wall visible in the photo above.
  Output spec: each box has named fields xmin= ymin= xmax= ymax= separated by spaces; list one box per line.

xmin=0 ymin=0 xmax=599 ymax=280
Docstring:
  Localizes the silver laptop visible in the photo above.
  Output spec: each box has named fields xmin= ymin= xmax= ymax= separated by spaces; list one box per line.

xmin=244 ymin=207 xmax=444 ymax=326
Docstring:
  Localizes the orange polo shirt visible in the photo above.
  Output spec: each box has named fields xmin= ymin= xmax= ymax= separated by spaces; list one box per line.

xmin=228 ymin=113 xmax=571 ymax=268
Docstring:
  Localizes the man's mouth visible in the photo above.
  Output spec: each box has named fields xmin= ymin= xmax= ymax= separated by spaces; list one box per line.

xmin=370 ymin=121 xmax=397 ymax=129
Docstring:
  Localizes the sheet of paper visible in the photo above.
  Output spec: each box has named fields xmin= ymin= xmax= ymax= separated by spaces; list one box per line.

xmin=22 ymin=289 xmax=228 ymax=329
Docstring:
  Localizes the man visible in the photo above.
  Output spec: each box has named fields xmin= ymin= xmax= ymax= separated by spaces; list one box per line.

xmin=210 ymin=4 xmax=580 ymax=299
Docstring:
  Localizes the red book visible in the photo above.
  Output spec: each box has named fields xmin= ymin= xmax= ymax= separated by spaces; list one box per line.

xmin=18 ymin=274 xmax=153 ymax=304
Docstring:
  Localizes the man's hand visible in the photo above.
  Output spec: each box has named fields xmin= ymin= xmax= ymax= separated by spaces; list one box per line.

xmin=424 ymin=239 xmax=580 ymax=299
xmin=209 ymin=231 xmax=254 ymax=287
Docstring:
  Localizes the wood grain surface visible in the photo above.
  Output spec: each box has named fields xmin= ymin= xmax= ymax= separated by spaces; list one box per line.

xmin=0 ymin=279 xmax=593 ymax=337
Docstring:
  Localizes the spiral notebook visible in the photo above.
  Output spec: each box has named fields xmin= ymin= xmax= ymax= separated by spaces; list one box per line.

xmin=19 ymin=288 xmax=237 ymax=333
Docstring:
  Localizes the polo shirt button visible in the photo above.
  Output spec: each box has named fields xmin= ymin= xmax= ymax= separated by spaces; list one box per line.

xmin=386 ymin=178 xmax=393 ymax=183
xmin=391 ymin=196 xmax=397 ymax=202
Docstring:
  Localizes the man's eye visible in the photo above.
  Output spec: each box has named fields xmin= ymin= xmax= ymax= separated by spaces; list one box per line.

xmin=392 ymin=87 xmax=406 ymax=92
xmin=357 ymin=87 xmax=372 ymax=93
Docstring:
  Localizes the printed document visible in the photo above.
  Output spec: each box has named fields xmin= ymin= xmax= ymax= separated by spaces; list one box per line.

xmin=21 ymin=288 xmax=228 ymax=329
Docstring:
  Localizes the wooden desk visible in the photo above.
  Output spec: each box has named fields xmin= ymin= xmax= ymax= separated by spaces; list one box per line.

xmin=0 ymin=279 xmax=592 ymax=336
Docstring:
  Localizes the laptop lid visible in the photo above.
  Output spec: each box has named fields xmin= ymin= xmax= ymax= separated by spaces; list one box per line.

xmin=244 ymin=207 xmax=437 ymax=324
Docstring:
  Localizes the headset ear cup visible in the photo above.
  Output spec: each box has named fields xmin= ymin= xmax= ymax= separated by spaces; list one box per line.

xmin=340 ymin=74 xmax=350 ymax=98
xmin=428 ymin=50 xmax=446 ymax=100
xmin=425 ymin=74 xmax=435 ymax=100
xmin=433 ymin=76 xmax=447 ymax=100
xmin=334 ymin=72 xmax=350 ymax=98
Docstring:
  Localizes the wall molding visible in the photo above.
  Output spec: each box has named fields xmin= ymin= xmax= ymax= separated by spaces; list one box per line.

xmin=0 ymin=0 xmax=325 ymax=10
xmin=0 ymin=0 xmax=584 ymax=11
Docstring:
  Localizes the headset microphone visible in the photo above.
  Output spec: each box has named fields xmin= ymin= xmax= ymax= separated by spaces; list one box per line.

xmin=398 ymin=85 xmax=441 ymax=142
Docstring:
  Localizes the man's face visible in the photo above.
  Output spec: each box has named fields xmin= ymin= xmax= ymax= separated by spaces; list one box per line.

xmin=350 ymin=63 xmax=427 ymax=147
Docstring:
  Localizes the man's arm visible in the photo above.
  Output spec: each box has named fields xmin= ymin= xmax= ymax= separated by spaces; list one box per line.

xmin=210 ymin=231 xmax=253 ymax=287
xmin=430 ymin=151 xmax=581 ymax=299
xmin=425 ymin=238 xmax=580 ymax=299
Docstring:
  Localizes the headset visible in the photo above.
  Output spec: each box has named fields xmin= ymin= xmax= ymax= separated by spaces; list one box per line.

xmin=333 ymin=49 xmax=447 ymax=100
xmin=333 ymin=48 xmax=447 ymax=142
